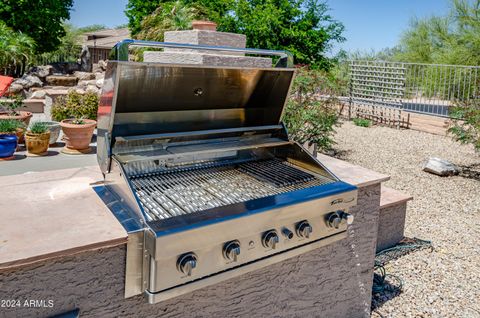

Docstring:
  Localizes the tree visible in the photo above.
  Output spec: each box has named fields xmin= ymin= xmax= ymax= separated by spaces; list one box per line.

xmin=395 ymin=0 xmax=480 ymax=65
xmin=0 ymin=0 xmax=74 ymax=53
xmin=136 ymin=1 xmax=206 ymax=42
xmin=219 ymin=0 xmax=345 ymax=69
xmin=0 ymin=21 xmax=35 ymax=74
xmin=126 ymin=0 xmax=345 ymax=69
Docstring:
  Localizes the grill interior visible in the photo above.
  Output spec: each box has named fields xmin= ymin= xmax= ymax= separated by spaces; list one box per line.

xmin=130 ymin=159 xmax=334 ymax=221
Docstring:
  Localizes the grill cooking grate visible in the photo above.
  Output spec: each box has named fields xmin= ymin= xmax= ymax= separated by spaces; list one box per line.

xmin=130 ymin=159 xmax=334 ymax=221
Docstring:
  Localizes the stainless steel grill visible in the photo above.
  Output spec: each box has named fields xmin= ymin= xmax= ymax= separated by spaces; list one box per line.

xmin=131 ymin=159 xmax=334 ymax=221
xmin=97 ymin=40 xmax=358 ymax=304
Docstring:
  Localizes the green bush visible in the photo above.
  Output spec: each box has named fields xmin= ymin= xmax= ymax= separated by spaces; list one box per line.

xmin=448 ymin=99 xmax=480 ymax=151
xmin=352 ymin=118 xmax=372 ymax=127
xmin=51 ymin=91 xmax=99 ymax=122
xmin=282 ymin=67 xmax=340 ymax=152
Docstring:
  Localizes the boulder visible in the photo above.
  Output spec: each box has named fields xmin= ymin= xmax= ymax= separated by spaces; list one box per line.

xmin=7 ymin=83 xmax=24 ymax=94
xmin=98 ymin=60 xmax=107 ymax=71
xmin=96 ymin=78 xmax=104 ymax=88
xmin=14 ymin=74 xmax=43 ymax=89
xmin=30 ymin=90 xmax=47 ymax=99
xmin=68 ymin=87 xmax=85 ymax=94
xmin=74 ymin=71 xmax=95 ymax=81
xmin=86 ymin=85 xmax=99 ymax=94
xmin=45 ymin=75 xmax=78 ymax=87
xmin=29 ymin=65 xmax=53 ymax=78
xmin=423 ymin=157 xmax=459 ymax=176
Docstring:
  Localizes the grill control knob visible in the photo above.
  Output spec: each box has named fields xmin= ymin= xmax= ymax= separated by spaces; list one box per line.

xmin=223 ymin=241 xmax=241 ymax=262
xmin=177 ymin=253 xmax=197 ymax=276
xmin=327 ymin=211 xmax=354 ymax=229
xmin=296 ymin=221 xmax=313 ymax=238
xmin=327 ymin=212 xmax=342 ymax=229
xmin=262 ymin=230 xmax=279 ymax=249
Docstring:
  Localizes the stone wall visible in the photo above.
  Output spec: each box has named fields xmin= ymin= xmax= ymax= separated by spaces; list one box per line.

xmin=0 ymin=184 xmax=380 ymax=318
xmin=377 ymin=202 xmax=407 ymax=252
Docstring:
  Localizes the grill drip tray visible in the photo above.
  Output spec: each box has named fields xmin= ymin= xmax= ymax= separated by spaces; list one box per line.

xmin=130 ymin=159 xmax=334 ymax=221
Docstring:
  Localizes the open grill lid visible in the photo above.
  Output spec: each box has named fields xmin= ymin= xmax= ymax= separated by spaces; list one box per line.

xmin=97 ymin=40 xmax=295 ymax=173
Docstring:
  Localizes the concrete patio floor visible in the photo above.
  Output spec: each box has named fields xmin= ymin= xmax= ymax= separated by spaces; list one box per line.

xmin=0 ymin=134 xmax=97 ymax=177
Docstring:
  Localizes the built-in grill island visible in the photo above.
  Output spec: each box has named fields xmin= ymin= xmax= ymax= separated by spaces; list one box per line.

xmin=97 ymin=40 xmax=358 ymax=303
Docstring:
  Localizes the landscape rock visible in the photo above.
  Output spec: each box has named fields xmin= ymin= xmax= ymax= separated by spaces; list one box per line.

xmin=7 ymin=83 xmax=24 ymax=94
xmin=74 ymin=71 xmax=95 ymax=81
xmin=86 ymin=85 xmax=99 ymax=94
xmin=30 ymin=90 xmax=47 ymax=99
xmin=95 ymin=72 xmax=104 ymax=80
xmin=98 ymin=60 xmax=107 ymax=71
xmin=422 ymin=157 xmax=459 ymax=176
xmin=14 ymin=74 xmax=43 ymax=89
xmin=29 ymin=65 xmax=53 ymax=78
xmin=96 ymin=78 xmax=104 ymax=88
xmin=77 ymin=80 xmax=96 ymax=88
xmin=45 ymin=75 xmax=78 ymax=87
xmin=68 ymin=87 xmax=85 ymax=94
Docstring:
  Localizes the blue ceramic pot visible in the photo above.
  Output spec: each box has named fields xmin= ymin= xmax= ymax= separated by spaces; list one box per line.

xmin=0 ymin=134 xmax=18 ymax=158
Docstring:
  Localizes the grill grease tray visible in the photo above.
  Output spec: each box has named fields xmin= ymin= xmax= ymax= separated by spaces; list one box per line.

xmin=130 ymin=159 xmax=334 ymax=221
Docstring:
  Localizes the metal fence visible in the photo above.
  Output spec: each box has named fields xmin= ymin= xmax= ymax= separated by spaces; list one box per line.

xmin=348 ymin=60 xmax=480 ymax=117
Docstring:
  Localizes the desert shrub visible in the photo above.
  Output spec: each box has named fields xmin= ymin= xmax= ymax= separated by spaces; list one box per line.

xmin=448 ymin=99 xmax=480 ymax=151
xmin=353 ymin=118 xmax=372 ymax=127
xmin=51 ymin=91 xmax=99 ymax=122
xmin=282 ymin=67 xmax=340 ymax=152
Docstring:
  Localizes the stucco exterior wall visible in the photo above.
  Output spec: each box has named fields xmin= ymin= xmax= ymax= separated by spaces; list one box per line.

xmin=0 ymin=184 xmax=380 ymax=318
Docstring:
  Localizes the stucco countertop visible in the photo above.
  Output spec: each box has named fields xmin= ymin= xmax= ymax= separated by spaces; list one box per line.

xmin=0 ymin=155 xmax=389 ymax=271
xmin=0 ymin=166 xmax=127 ymax=271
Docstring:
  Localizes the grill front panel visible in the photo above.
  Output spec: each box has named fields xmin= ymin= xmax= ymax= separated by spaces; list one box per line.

xmin=129 ymin=159 xmax=334 ymax=221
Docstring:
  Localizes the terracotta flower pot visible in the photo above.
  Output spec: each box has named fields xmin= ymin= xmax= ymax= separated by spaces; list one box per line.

xmin=60 ymin=119 xmax=96 ymax=153
xmin=0 ymin=111 xmax=32 ymax=143
xmin=0 ymin=111 xmax=33 ymax=127
xmin=25 ymin=131 xmax=50 ymax=156
xmin=15 ymin=128 xmax=25 ymax=150
xmin=191 ymin=20 xmax=217 ymax=31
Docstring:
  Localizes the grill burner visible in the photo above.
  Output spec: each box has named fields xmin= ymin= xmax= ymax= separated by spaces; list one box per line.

xmin=130 ymin=159 xmax=333 ymax=221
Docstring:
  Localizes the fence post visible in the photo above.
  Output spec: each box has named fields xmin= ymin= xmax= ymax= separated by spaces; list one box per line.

xmin=348 ymin=61 xmax=353 ymax=121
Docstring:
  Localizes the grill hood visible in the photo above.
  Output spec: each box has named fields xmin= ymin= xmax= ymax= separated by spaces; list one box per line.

xmin=97 ymin=41 xmax=295 ymax=174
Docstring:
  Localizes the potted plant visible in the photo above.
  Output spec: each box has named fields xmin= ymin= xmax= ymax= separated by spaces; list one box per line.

xmin=60 ymin=118 xmax=96 ymax=154
xmin=25 ymin=122 xmax=50 ymax=156
xmin=0 ymin=119 xmax=20 ymax=159
xmin=42 ymin=121 xmax=61 ymax=145
xmin=52 ymin=91 xmax=98 ymax=154
xmin=0 ymin=95 xmax=33 ymax=127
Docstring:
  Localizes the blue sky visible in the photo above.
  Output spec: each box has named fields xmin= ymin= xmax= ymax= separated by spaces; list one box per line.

xmin=69 ymin=0 xmax=451 ymax=53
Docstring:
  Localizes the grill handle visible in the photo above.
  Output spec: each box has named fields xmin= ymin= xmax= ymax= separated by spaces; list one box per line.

xmin=109 ymin=39 xmax=294 ymax=68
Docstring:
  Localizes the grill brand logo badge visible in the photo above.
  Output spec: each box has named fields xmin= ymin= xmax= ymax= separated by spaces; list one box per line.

xmin=330 ymin=198 xmax=343 ymax=205
xmin=330 ymin=197 xmax=354 ymax=206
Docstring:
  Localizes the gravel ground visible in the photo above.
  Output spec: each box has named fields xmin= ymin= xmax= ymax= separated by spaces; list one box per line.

xmin=333 ymin=121 xmax=480 ymax=318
